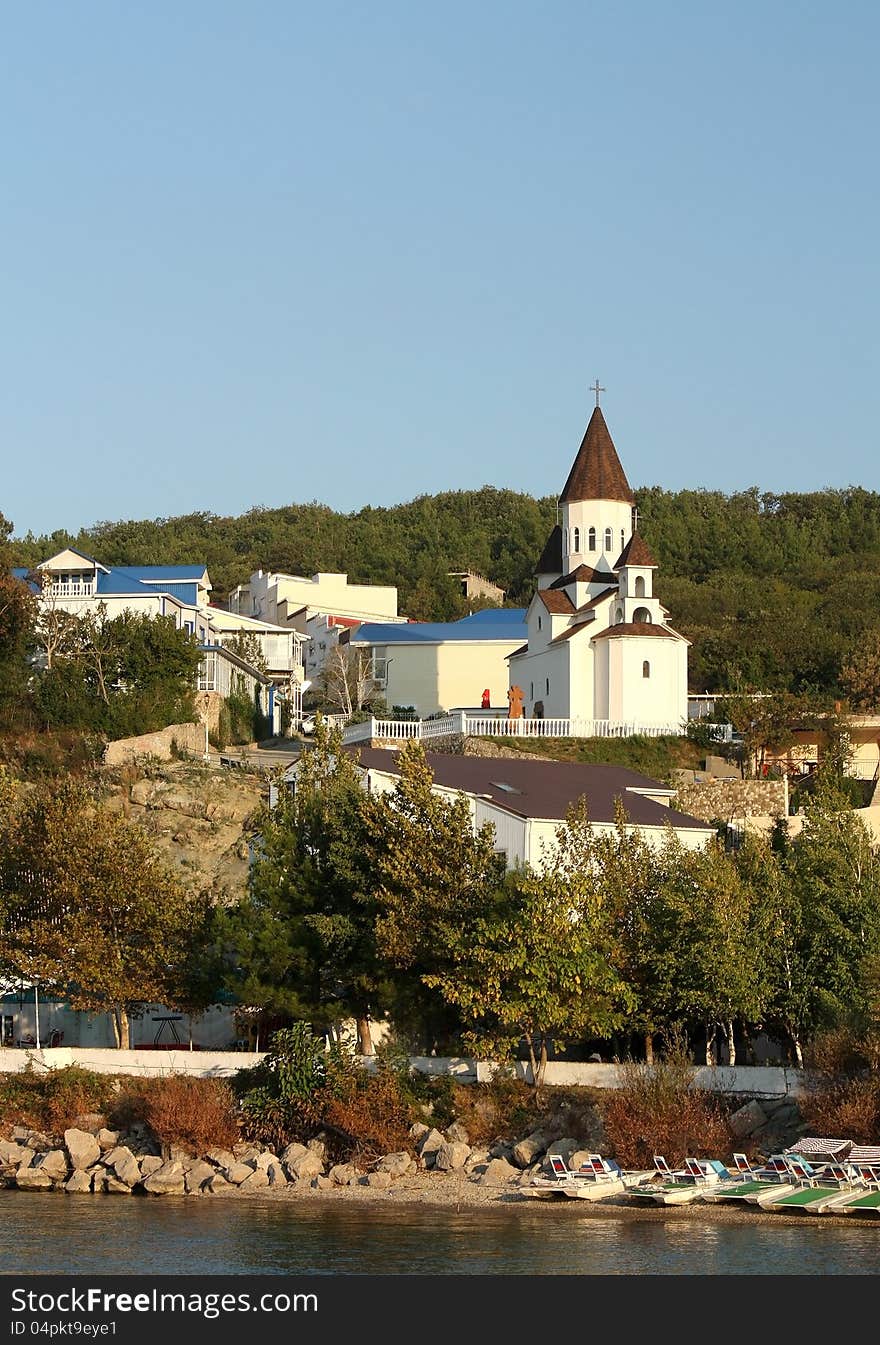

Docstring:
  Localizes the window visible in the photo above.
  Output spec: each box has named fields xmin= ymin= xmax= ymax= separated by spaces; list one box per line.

xmin=530 ymin=681 xmax=534 ymax=699
xmin=604 ymin=527 xmax=613 ymax=551
xmin=588 ymin=527 xmax=596 ymax=551
xmin=184 ymin=620 xmax=194 ymax=636
xmin=572 ymin=527 xmax=580 ymax=552
xmin=621 ymin=529 xmax=625 ymax=553
xmin=616 ymin=606 xmax=624 ymax=623
xmin=643 ymin=660 xmax=651 ymax=678
xmin=545 ymin=677 xmax=550 ymax=694
xmin=563 ymin=529 xmax=568 ymax=555
xmin=633 ymin=607 xmax=652 ymax=623
xmin=537 ymin=615 xmax=542 ymax=631
xmin=635 ymin=575 xmax=646 ymax=597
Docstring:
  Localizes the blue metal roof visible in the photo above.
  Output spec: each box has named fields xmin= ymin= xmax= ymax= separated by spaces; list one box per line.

xmin=115 ymin=565 xmax=207 ymax=582
xmin=147 ymin=582 xmax=199 ymax=606
xmin=354 ymin=610 xmax=527 ymax=645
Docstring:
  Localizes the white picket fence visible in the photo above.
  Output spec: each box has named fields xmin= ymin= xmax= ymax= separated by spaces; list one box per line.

xmin=342 ymin=713 xmax=684 ymax=744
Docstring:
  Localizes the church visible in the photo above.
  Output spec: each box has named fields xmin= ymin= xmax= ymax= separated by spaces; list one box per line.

xmin=508 ymin=397 xmax=688 ymax=730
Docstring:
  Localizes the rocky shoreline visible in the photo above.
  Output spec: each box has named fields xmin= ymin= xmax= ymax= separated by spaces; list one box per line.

xmin=1 ymin=1110 xmax=874 ymax=1230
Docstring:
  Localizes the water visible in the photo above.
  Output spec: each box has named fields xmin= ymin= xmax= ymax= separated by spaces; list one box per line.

xmin=2 ymin=1193 xmax=880 ymax=1275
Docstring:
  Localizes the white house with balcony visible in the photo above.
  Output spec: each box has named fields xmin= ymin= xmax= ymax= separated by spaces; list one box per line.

xmin=509 ymin=402 xmax=689 ymax=732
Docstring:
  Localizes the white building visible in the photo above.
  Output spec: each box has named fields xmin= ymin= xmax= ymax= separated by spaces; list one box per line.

xmin=228 ymin=570 xmax=404 ymax=678
xmin=509 ymin=403 xmax=689 ymax=731
xmin=288 ymin=749 xmax=714 ymax=867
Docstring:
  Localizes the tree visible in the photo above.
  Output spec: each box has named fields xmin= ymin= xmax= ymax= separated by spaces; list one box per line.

xmin=224 ymin=631 xmax=268 ymax=674
xmin=316 ymin=645 xmax=380 ymax=716
xmin=218 ymin=723 xmax=388 ymax=1053
xmin=0 ymin=778 xmax=209 ymax=1047
xmin=841 ymin=630 xmax=880 ymax=711
xmin=363 ymin=742 xmax=506 ymax=1051
xmin=425 ymin=803 xmax=633 ymax=1086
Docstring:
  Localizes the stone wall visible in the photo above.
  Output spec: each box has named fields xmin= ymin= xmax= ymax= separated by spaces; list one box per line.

xmin=103 ymin=722 xmax=207 ymax=766
xmin=673 ymin=778 xmax=786 ymax=822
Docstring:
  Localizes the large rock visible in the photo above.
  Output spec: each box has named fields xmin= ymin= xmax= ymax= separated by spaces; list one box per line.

xmin=142 ymin=1162 xmax=186 ymax=1196
xmin=184 ymin=1161 xmax=216 ymax=1194
xmin=64 ymin=1128 xmax=101 ymax=1171
xmin=64 ymin=1170 xmax=93 ymax=1194
xmin=434 ymin=1142 xmax=470 ymax=1172
xmin=96 ymin=1129 xmax=120 ymax=1152
xmin=254 ymin=1152 xmax=277 ymax=1172
xmin=140 ymin=1156 xmax=164 ymax=1177
xmin=290 ymin=1151 xmax=324 ymax=1181
xmin=479 ymin=1158 xmax=518 ymax=1187
xmin=417 ymin=1128 xmax=446 ymax=1166
xmin=545 ymin=1138 xmax=579 ymax=1167
xmin=409 ymin=1122 xmax=430 ymax=1142
xmin=512 ymin=1131 xmax=547 ymax=1168
xmin=239 ymin=1167 xmax=270 ymax=1191
xmin=446 ymin=1122 xmax=470 ymax=1145
xmin=0 ymin=1140 xmax=26 ymax=1165
xmin=204 ymin=1174 xmax=235 ymax=1195
xmin=362 ymin=1171 xmax=392 ymax=1190
xmin=224 ymin=1163 xmax=256 ymax=1186
xmin=307 ymin=1137 xmax=328 ymax=1162
xmin=103 ymin=1176 xmax=133 ymax=1195
xmin=329 ymin=1163 xmax=359 ymax=1186
xmin=376 ymin=1152 xmax=413 ymax=1177
xmin=16 ymin=1168 xmax=54 ymax=1191
xmin=729 ymin=1100 xmax=767 ymax=1139
xmin=205 ymin=1148 xmax=237 ymax=1169
xmin=280 ymin=1143 xmax=308 ymax=1177
xmin=266 ymin=1161 xmax=288 ymax=1187
xmin=35 ymin=1150 xmax=69 ymax=1181
xmin=232 ymin=1143 xmax=262 ymax=1163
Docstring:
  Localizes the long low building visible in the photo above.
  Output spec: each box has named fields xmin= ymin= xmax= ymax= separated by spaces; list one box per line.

xmin=289 ymin=748 xmax=715 ymax=866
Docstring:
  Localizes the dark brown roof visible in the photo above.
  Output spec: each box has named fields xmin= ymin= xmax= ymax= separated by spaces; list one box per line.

xmin=549 ymin=564 xmax=616 ymax=590
xmin=591 ymin=621 xmax=685 ymax=641
xmin=351 ymin=748 xmax=713 ymax=831
xmin=559 ymin=406 xmax=635 ymax=504
xmin=537 ymin=589 xmax=576 ymax=615
xmin=535 ymin=525 xmax=563 ymax=574
xmin=576 ymin=586 xmax=618 ymax=613
xmin=550 ymin=622 xmax=593 ymax=644
xmin=615 ymin=531 xmax=658 ymax=568
xmin=507 ymin=643 xmax=529 ymax=658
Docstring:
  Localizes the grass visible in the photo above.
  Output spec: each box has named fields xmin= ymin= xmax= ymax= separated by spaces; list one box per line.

xmin=478 ymin=734 xmax=702 ymax=783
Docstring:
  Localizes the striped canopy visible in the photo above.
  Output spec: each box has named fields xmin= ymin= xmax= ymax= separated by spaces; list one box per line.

xmin=848 ymin=1146 xmax=880 ymax=1165
xmin=784 ymin=1137 xmax=853 ymax=1159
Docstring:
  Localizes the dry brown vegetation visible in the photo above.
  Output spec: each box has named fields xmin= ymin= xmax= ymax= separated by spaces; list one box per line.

xmin=602 ymin=1058 xmax=734 ymax=1169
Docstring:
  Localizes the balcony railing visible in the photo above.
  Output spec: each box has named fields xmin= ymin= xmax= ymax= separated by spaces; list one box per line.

xmin=342 ymin=714 xmax=685 ymax=744
xmin=48 ymin=582 xmax=94 ymax=597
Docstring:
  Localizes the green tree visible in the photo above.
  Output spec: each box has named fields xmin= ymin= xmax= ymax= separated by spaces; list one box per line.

xmin=363 ymin=742 xmax=506 ymax=1052
xmin=0 ymin=777 xmax=210 ymax=1046
xmin=841 ymin=630 xmax=880 ymax=711
xmin=219 ymin=724 xmax=388 ymax=1053
xmin=425 ymin=803 xmax=633 ymax=1086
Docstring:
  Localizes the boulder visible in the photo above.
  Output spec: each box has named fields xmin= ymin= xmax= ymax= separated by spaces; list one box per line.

xmin=434 ymin=1142 xmax=470 ymax=1172
xmin=362 ymin=1171 xmax=392 ymax=1190
xmin=204 ymin=1174 xmax=234 ymax=1195
xmin=409 ymin=1122 xmax=430 ymax=1142
xmin=417 ymin=1128 xmax=446 ymax=1166
xmin=478 ymin=1158 xmax=518 ymax=1187
xmin=729 ymin=1100 xmax=767 ymax=1139
xmin=35 ymin=1150 xmax=69 ymax=1181
xmin=307 ymin=1136 xmax=328 ymax=1162
xmin=70 ymin=1113 xmax=105 ymax=1134
xmin=64 ymin=1170 xmax=93 ymax=1195
xmin=103 ymin=1145 xmax=136 ymax=1171
xmin=254 ymin=1151 xmax=277 ymax=1171
xmin=311 ymin=1176 xmax=333 ymax=1191
xmin=232 ymin=1143 xmax=262 ymax=1163
xmin=464 ymin=1149 xmax=490 ymax=1172
xmin=329 ymin=1163 xmax=359 ymax=1186
xmin=96 ymin=1129 xmax=120 ymax=1152
xmin=224 ymin=1163 xmax=256 ymax=1186
xmin=376 ymin=1152 xmax=413 ymax=1177
xmin=568 ymin=1150 xmax=595 ymax=1173
xmin=0 ymin=1140 xmax=26 ymax=1165
xmin=290 ymin=1151 xmax=324 ymax=1181
xmin=26 ymin=1131 xmax=52 ymax=1151
xmin=64 ymin=1128 xmax=101 ymax=1171
xmin=545 ymin=1138 xmax=579 ymax=1167
xmin=142 ymin=1162 xmax=186 ymax=1196
xmin=140 ymin=1156 xmax=164 ymax=1177
xmin=103 ymin=1176 xmax=132 ymax=1195
xmin=11 ymin=1126 xmax=30 ymax=1142
xmin=446 ymin=1122 xmax=470 ymax=1145
xmin=14 ymin=1148 xmax=35 ymax=1171
xmin=205 ymin=1148 xmax=237 ymax=1169
xmin=184 ymin=1161 xmax=216 ymax=1194
xmin=266 ymin=1161 xmax=288 ymax=1187
xmin=16 ymin=1168 xmax=53 ymax=1191
xmin=279 ymin=1142 xmax=307 ymax=1168
xmin=114 ymin=1156 xmax=142 ymax=1188
xmin=239 ymin=1167 xmax=270 ymax=1191
xmin=512 ymin=1131 xmax=547 ymax=1168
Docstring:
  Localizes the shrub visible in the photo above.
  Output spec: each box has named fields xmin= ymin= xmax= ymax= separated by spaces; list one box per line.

xmin=108 ymin=1076 xmax=239 ymax=1153
xmin=602 ymin=1055 xmax=732 ymax=1169
xmin=322 ymin=1070 xmax=414 ymax=1165
xmin=0 ymin=1065 xmax=117 ymax=1135
xmin=234 ymin=1025 xmax=357 ymax=1149
xmin=800 ymin=1075 xmax=880 ymax=1145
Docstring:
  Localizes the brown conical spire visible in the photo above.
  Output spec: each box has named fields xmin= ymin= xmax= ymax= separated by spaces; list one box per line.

xmin=615 ymin=530 xmax=657 ymax=568
xmin=559 ymin=406 xmax=634 ymax=504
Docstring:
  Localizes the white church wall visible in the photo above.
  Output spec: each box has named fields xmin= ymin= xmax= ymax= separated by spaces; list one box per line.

xmin=561 ymin=498 xmax=632 ymax=571
xmin=616 ymin=638 xmax=688 ymax=727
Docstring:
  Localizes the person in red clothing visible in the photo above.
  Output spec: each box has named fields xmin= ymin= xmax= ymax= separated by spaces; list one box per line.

xmin=481 ymin=688 xmax=491 ymax=709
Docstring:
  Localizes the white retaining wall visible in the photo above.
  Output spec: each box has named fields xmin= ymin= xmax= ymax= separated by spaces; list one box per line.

xmin=0 ymin=1049 xmax=804 ymax=1095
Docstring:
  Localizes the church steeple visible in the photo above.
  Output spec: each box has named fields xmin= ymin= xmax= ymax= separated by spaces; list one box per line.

xmin=559 ymin=405 xmax=634 ymax=505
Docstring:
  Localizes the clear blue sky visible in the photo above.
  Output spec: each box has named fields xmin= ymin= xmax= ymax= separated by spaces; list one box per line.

xmin=4 ymin=2 xmax=879 ymax=537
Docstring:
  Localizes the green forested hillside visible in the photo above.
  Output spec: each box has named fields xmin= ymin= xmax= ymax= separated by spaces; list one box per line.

xmin=9 ymin=483 xmax=880 ymax=698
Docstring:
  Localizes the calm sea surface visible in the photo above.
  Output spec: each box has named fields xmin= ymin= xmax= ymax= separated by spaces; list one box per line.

xmin=2 ymin=1192 xmax=880 ymax=1275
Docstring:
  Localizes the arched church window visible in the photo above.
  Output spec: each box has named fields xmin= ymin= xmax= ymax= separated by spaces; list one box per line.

xmin=621 ymin=529 xmax=626 ymax=553
xmin=604 ymin=527 xmax=613 ymax=552
xmin=633 ymin=607 xmax=652 ymax=624
xmin=537 ymin=616 xmax=542 ymax=631
xmin=573 ymin=527 xmax=580 ymax=552
xmin=588 ymin=527 xmax=596 ymax=551
xmin=615 ymin=606 xmax=624 ymax=623
xmin=635 ymin=575 xmax=646 ymax=597
xmin=643 ymin=661 xmax=651 ymax=679
xmin=563 ymin=529 xmax=568 ymax=555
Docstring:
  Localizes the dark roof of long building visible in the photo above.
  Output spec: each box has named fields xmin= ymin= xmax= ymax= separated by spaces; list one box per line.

xmin=559 ymin=406 xmax=635 ymax=504
xmin=350 ymin=748 xmax=712 ymax=831
xmin=615 ymin=532 xmax=657 ymax=568
xmin=536 ymin=524 xmax=563 ymax=574
xmin=549 ymin=564 xmax=616 ymax=590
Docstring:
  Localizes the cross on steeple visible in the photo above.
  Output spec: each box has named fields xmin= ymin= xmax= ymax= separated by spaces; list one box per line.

xmin=590 ymin=378 xmax=605 ymax=408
